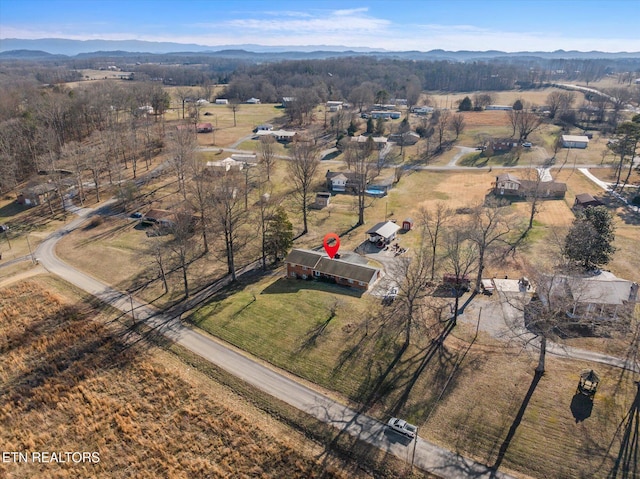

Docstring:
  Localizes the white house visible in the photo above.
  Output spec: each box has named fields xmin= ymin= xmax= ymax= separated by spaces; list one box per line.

xmin=486 ymin=105 xmax=513 ymax=111
xmin=562 ymin=135 xmax=589 ymax=149
xmin=329 ymin=173 xmax=349 ymax=192
xmin=215 ymin=99 xmax=229 ymax=105
xmin=246 ymin=97 xmax=261 ymax=104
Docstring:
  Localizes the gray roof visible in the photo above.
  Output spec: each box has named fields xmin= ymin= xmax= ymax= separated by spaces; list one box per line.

xmin=285 ymin=248 xmax=379 ymax=285
xmin=366 ymin=221 xmax=401 ymax=239
xmin=316 ymin=257 xmax=379 ymax=284
xmin=496 ymin=173 xmax=521 ymax=184
xmin=284 ymin=249 xmax=325 ymax=268
xmin=546 ymin=271 xmax=637 ymax=307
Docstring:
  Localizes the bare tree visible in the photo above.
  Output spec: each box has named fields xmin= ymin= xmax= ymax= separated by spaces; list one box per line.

xmin=434 ymin=109 xmax=451 ymax=151
xmin=392 ymin=234 xmax=436 ymax=347
xmin=351 ymin=139 xmax=379 ymax=226
xmin=258 ymin=135 xmax=277 ymax=181
xmin=449 ymin=113 xmax=466 ymax=140
xmin=149 ymin=238 xmax=169 ymax=294
xmin=546 ymin=91 xmax=575 ymax=119
xmin=188 ymin=156 xmax=213 ymax=253
xmin=473 ymin=93 xmax=494 ymax=110
xmin=175 ymin=87 xmax=194 ymax=120
xmin=443 ymin=226 xmax=478 ymax=324
xmin=418 ymin=202 xmax=452 ymax=280
xmin=60 ymin=141 xmax=87 ymax=207
xmin=227 ymin=100 xmax=241 ymax=127
xmin=169 ymin=208 xmax=197 ymax=299
xmin=287 ymin=141 xmax=319 ymax=235
xmin=209 ymin=171 xmax=246 ymax=282
xmin=256 ymin=182 xmax=277 ymax=270
xmin=507 ymin=109 xmax=543 ymax=143
xmin=468 ymin=200 xmax=514 ymax=292
xmin=168 ymin=125 xmax=197 ymax=201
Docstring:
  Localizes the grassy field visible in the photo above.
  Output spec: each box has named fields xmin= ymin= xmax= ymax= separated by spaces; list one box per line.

xmin=188 ymin=268 xmax=639 ymax=479
xmin=1 ymin=277 xmax=433 ymax=479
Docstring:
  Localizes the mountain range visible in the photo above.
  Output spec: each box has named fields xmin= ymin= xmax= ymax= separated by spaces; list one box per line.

xmin=1 ymin=38 xmax=639 ymax=61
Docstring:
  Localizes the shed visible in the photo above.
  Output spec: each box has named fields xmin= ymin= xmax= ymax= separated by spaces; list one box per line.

xmin=402 ymin=218 xmax=414 ymax=231
xmin=562 ymin=135 xmax=589 ymax=149
xmin=366 ymin=221 xmax=401 ymax=244
xmin=314 ymin=192 xmax=331 ymax=209
xmin=215 ymin=99 xmax=229 ymax=105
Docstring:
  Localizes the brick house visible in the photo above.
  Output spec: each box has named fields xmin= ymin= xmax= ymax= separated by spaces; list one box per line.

xmin=284 ymin=249 xmax=380 ymax=291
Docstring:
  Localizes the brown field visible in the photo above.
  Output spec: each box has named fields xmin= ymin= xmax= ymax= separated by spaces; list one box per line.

xmin=427 ymin=87 xmax=572 ymax=110
xmin=0 ymin=277 xmax=429 ymax=479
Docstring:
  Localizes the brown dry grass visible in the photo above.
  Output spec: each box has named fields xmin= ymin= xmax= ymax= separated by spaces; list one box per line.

xmin=0 ymin=278 xmax=422 ymax=479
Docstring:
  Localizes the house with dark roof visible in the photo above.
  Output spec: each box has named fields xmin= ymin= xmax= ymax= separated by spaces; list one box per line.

xmin=494 ymin=173 xmax=566 ymax=199
xmin=17 ymin=183 xmax=58 ymax=206
xmin=284 ymin=249 xmax=380 ymax=291
xmin=574 ymin=193 xmax=603 ymax=210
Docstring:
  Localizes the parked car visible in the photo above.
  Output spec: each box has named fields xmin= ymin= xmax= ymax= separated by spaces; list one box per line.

xmin=0 ymin=224 xmax=8 ymax=232
xmin=130 ymin=212 xmax=143 ymax=219
xmin=522 ymin=142 xmax=532 ymax=148
xmin=387 ymin=417 xmax=417 ymax=439
xmin=383 ymin=286 xmax=399 ymax=305
xmin=481 ymin=279 xmax=495 ymax=296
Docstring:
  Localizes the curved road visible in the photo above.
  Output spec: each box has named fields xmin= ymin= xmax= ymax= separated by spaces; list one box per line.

xmin=30 ymin=206 xmax=517 ymax=479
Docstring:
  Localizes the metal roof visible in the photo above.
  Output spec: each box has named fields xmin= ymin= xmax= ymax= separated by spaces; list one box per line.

xmin=365 ymin=221 xmax=401 ymax=239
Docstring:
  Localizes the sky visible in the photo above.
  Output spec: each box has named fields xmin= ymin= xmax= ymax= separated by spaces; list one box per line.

xmin=1 ymin=0 xmax=639 ymax=52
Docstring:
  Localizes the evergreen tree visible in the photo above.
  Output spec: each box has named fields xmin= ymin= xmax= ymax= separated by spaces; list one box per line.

xmin=458 ymin=96 xmax=472 ymax=111
xmin=564 ymin=206 xmax=616 ymax=269
xmin=265 ymin=207 xmax=294 ymax=263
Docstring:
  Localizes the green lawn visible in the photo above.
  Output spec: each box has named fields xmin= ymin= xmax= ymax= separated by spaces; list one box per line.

xmin=189 ymin=274 xmax=399 ymax=399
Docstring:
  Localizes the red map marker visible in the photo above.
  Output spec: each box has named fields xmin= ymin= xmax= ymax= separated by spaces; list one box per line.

xmin=323 ymin=233 xmax=340 ymax=259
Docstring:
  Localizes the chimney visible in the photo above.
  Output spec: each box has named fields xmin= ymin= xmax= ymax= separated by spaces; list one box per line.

xmin=630 ymin=282 xmax=639 ymax=302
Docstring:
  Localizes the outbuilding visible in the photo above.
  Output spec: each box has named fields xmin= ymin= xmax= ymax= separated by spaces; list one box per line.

xmin=366 ymin=221 xmax=401 ymax=244
xmin=562 ymin=135 xmax=589 ymax=149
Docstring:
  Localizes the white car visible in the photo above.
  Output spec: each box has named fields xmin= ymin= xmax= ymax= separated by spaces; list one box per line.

xmin=387 ymin=417 xmax=417 ymax=439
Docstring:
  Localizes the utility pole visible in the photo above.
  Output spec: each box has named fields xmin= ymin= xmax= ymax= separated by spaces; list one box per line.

xmin=26 ymin=233 xmax=34 ymax=263
xmin=129 ymin=293 xmax=135 ymax=324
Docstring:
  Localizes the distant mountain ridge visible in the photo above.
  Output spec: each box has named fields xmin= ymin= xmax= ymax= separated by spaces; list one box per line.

xmin=1 ymin=38 xmax=639 ymax=60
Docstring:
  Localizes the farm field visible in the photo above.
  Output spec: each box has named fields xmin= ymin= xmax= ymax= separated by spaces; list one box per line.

xmin=0 ymin=277 xmax=424 ymax=479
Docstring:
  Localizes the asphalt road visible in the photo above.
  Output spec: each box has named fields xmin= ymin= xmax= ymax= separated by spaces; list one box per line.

xmin=30 ymin=205 xmax=517 ymax=479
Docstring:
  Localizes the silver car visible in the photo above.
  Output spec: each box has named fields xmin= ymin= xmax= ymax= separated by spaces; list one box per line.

xmin=387 ymin=417 xmax=417 ymax=439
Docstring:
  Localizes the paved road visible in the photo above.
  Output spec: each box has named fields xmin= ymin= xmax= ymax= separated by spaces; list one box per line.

xmin=30 ymin=204 xmax=517 ymax=479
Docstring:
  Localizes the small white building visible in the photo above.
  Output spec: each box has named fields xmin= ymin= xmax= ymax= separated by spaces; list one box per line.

xmin=246 ymin=97 xmax=261 ymax=104
xmin=256 ymin=129 xmax=297 ymax=142
xmin=562 ymin=135 xmax=590 ymax=149
xmin=366 ymin=221 xmax=401 ymax=244
xmin=215 ymin=99 xmax=229 ymax=105
xmin=326 ymin=100 xmax=344 ymax=112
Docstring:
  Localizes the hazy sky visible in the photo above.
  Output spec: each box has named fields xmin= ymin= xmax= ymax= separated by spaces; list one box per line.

xmin=1 ymin=0 xmax=639 ymax=52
